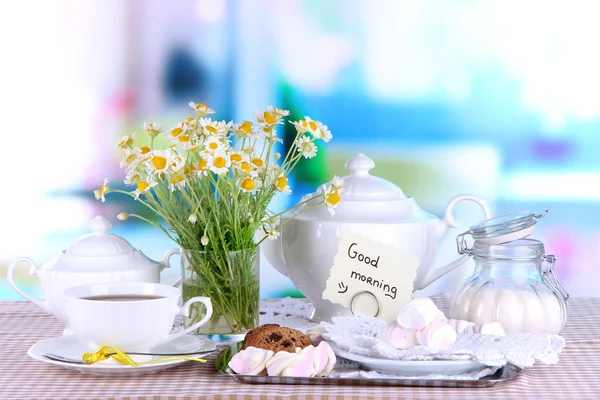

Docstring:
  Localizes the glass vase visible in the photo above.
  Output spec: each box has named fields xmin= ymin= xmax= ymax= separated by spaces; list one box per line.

xmin=180 ymin=248 xmax=260 ymax=342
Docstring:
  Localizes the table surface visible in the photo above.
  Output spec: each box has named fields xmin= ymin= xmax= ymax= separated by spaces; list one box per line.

xmin=1 ymin=297 xmax=599 ymax=400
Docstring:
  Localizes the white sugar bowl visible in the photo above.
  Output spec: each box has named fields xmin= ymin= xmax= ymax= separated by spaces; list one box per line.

xmin=7 ymin=216 xmax=179 ymax=326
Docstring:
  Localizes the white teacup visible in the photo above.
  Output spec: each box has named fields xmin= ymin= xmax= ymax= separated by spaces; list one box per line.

xmin=62 ymin=282 xmax=213 ymax=351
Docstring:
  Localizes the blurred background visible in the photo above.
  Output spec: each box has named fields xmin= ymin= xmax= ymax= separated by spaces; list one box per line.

xmin=2 ymin=0 xmax=599 ymax=301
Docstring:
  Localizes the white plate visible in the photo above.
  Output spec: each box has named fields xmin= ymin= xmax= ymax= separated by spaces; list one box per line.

xmin=28 ymin=334 xmax=216 ymax=376
xmin=330 ymin=343 xmax=486 ymax=376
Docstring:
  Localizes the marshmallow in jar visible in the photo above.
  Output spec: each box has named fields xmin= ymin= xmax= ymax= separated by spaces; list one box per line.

xmin=450 ymin=212 xmax=569 ymax=334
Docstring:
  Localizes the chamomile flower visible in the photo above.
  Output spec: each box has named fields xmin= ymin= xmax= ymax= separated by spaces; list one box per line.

xmin=147 ymin=150 xmax=172 ymax=175
xmin=124 ymin=170 xmax=141 ymax=185
xmin=93 ymin=178 xmax=109 ymax=202
xmin=266 ymin=106 xmax=290 ymax=118
xmin=188 ymin=102 xmax=215 ymax=118
xmin=268 ymin=230 xmax=281 ymax=240
xmin=201 ymin=234 xmax=209 ymax=246
xmin=273 ymin=174 xmax=291 ymax=194
xmin=229 ymin=151 xmax=248 ymax=164
xmin=117 ymin=133 xmax=136 ymax=149
xmin=237 ymin=161 xmax=259 ymax=177
xmin=143 ymin=122 xmax=164 ymax=138
xmin=139 ymin=146 xmax=151 ymax=155
xmin=233 ymin=120 xmax=255 ymax=138
xmin=295 ymin=135 xmax=318 ymax=158
xmin=188 ymin=214 xmax=197 ymax=224
xmin=312 ymin=121 xmax=332 ymax=143
xmin=204 ymin=136 xmax=224 ymax=154
xmin=120 ymin=147 xmax=143 ymax=168
xmin=208 ymin=150 xmax=231 ymax=175
xmin=117 ymin=213 xmax=129 ymax=221
xmin=323 ymin=177 xmax=344 ymax=216
xmin=196 ymin=158 xmax=210 ymax=177
xmin=240 ymin=177 xmax=257 ymax=192
xmin=133 ymin=179 xmax=157 ymax=199
xmin=251 ymin=157 xmax=266 ymax=169
xmin=170 ymin=154 xmax=186 ymax=173
xmin=168 ymin=173 xmax=186 ymax=192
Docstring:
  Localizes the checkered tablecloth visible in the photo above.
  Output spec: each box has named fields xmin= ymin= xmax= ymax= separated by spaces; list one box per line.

xmin=1 ymin=298 xmax=599 ymax=400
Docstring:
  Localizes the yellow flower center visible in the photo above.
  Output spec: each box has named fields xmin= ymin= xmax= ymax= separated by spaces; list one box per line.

xmin=195 ymin=103 xmax=207 ymax=111
xmin=140 ymin=146 xmax=150 ymax=154
xmin=183 ymin=166 xmax=190 ymax=175
xmin=230 ymin=153 xmax=242 ymax=162
xmin=275 ymin=176 xmax=288 ymax=191
xmin=309 ymin=121 xmax=318 ymax=130
xmin=241 ymin=177 xmax=255 ymax=191
xmin=186 ymin=117 xmax=195 ymax=123
xmin=252 ymin=158 xmax=264 ymax=167
xmin=137 ymin=180 xmax=150 ymax=192
xmin=125 ymin=153 xmax=137 ymax=164
xmin=170 ymin=175 xmax=184 ymax=184
xmin=151 ymin=155 xmax=167 ymax=170
xmin=240 ymin=121 xmax=252 ymax=135
xmin=209 ymin=141 xmax=219 ymax=150
xmin=214 ymin=156 xmax=226 ymax=169
xmin=178 ymin=135 xmax=190 ymax=143
xmin=263 ymin=111 xmax=276 ymax=124
xmin=240 ymin=162 xmax=252 ymax=173
xmin=206 ymin=125 xmax=218 ymax=135
xmin=301 ymin=120 xmax=309 ymax=128
xmin=198 ymin=159 xmax=208 ymax=170
xmin=128 ymin=174 xmax=140 ymax=183
xmin=325 ymin=192 xmax=341 ymax=207
xmin=171 ymin=127 xmax=182 ymax=137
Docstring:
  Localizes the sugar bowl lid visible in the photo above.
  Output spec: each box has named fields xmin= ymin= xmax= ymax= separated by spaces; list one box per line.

xmin=297 ymin=153 xmax=430 ymax=222
xmin=64 ymin=216 xmax=135 ymax=257
xmin=457 ymin=210 xmax=548 ymax=254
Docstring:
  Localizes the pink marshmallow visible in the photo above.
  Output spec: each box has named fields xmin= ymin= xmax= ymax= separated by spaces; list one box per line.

xmin=266 ymin=351 xmax=314 ymax=377
xmin=396 ymin=298 xmax=445 ymax=330
xmin=416 ymin=319 xmax=457 ymax=352
xmin=228 ymin=346 xmax=274 ymax=375
xmin=307 ymin=341 xmax=337 ymax=376
xmin=382 ymin=322 xmax=418 ymax=349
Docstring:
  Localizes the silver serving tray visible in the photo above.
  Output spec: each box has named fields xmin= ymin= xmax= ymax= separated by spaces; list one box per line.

xmin=215 ymin=343 xmax=523 ymax=388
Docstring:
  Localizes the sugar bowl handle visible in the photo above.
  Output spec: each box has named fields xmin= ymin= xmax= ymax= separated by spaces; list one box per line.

xmin=7 ymin=257 xmax=51 ymax=313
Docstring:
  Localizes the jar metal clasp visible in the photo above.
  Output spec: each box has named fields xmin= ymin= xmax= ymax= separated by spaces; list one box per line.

xmin=542 ymin=255 xmax=569 ymax=300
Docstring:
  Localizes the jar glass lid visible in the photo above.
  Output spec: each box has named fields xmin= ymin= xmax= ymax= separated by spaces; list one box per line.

xmin=457 ymin=210 xmax=548 ymax=254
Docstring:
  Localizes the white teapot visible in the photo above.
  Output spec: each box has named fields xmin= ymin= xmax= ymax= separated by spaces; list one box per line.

xmin=7 ymin=216 xmax=179 ymax=326
xmin=262 ymin=154 xmax=491 ymax=322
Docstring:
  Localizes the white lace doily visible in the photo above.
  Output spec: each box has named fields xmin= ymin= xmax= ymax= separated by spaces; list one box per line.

xmin=258 ymin=298 xmax=566 ymax=378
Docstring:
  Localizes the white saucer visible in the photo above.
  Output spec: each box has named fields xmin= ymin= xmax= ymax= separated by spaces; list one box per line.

xmin=329 ymin=343 xmax=486 ymax=376
xmin=28 ymin=334 xmax=216 ymax=376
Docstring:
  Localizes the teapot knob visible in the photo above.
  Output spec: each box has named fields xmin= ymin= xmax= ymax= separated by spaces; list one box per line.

xmin=345 ymin=153 xmax=375 ymax=176
xmin=88 ymin=215 xmax=112 ymax=234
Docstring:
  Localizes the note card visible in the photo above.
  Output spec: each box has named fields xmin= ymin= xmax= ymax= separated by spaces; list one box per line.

xmin=322 ymin=230 xmax=420 ymax=321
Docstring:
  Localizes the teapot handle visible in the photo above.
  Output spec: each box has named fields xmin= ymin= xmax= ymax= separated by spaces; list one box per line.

xmin=7 ymin=257 xmax=51 ymax=312
xmin=414 ymin=195 xmax=491 ymax=291
xmin=158 ymin=248 xmax=182 ymax=287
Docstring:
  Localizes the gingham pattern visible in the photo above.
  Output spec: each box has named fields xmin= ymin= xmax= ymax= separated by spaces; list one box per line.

xmin=1 ymin=298 xmax=599 ymax=400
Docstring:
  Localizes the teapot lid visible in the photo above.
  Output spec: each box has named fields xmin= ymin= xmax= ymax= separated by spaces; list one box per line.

xmin=296 ymin=154 xmax=432 ymax=222
xmin=65 ymin=216 xmax=135 ymax=257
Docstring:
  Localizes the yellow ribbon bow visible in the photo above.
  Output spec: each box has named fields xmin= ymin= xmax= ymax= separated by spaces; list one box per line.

xmin=82 ymin=346 xmax=207 ymax=366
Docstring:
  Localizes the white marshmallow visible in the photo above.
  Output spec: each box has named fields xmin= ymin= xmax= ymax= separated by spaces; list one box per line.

xmin=266 ymin=351 xmax=314 ymax=377
xmin=382 ymin=322 xmax=418 ymax=349
xmin=447 ymin=318 xmax=506 ymax=336
xmin=397 ymin=298 xmax=445 ymax=330
xmin=416 ymin=319 xmax=457 ymax=352
xmin=447 ymin=318 xmax=475 ymax=334
xmin=479 ymin=321 xmax=505 ymax=336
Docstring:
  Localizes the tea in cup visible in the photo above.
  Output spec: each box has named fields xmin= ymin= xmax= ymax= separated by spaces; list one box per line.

xmin=62 ymin=282 xmax=213 ymax=351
